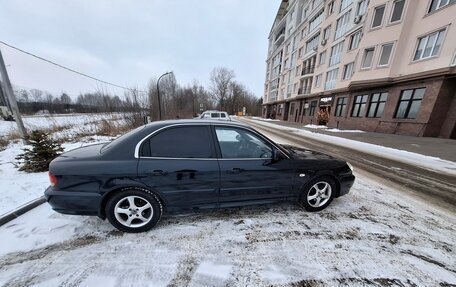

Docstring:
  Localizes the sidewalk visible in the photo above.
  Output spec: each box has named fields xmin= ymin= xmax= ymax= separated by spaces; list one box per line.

xmin=246 ymin=117 xmax=456 ymax=162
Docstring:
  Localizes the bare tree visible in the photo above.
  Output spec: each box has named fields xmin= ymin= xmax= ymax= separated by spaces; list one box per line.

xmin=29 ymin=89 xmax=43 ymax=102
xmin=209 ymin=67 xmax=234 ymax=111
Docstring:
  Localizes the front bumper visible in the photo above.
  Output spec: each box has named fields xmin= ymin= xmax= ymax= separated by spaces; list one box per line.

xmin=44 ymin=186 xmax=101 ymax=216
xmin=337 ymin=174 xmax=356 ymax=197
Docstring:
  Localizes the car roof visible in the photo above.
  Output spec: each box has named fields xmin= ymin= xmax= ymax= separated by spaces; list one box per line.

xmin=144 ymin=119 xmax=249 ymax=128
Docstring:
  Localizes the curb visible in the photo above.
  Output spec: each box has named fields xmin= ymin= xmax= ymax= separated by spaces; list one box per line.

xmin=0 ymin=196 xmax=46 ymax=226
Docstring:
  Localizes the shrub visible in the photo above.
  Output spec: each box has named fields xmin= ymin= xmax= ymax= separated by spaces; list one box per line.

xmin=0 ymin=136 xmax=8 ymax=151
xmin=16 ymin=130 xmax=64 ymax=172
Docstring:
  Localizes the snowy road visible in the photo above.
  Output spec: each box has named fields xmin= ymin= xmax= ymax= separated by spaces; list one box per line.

xmin=0 ymin=176 xmax=455 ymax=286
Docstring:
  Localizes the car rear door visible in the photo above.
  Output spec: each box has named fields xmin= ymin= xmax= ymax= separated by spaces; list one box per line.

xmin=137 ymin=125 xmax=220 ymax=211
xmin=213 ymin=125 xmax=294 ymax=206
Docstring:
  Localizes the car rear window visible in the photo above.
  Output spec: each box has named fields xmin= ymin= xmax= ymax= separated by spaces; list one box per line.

xmin=101 ymin=125 xmax=146 ymax=153
xmin=142 ymin=126 xmax=213 ymax=158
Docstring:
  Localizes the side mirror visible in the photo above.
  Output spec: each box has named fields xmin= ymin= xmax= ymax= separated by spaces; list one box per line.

xmin=272 ymin=148 xmax=281 ymax=162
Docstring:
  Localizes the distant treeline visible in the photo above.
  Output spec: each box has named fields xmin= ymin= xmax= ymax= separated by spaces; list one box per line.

xmin=16 ymin=90 xmax=141 ymax=114
xmin=13 ymin=67 xmax=263 ymax=118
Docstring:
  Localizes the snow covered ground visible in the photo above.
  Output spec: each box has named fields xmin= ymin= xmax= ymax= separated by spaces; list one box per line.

xmin=0 ymin=113 xmax=125 ymax=140
xmin=304 ymin=124 xmax=365 ymax=133
xmin=248 ymin=118 xmax=456 ymax=176
xmin=0 ymin=175 xmax=454 ymax=286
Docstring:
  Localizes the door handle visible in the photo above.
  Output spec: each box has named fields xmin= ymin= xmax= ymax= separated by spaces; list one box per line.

xmin=227 ymin=168 xmax=243 ymax=174
xmin=150 ymin=170 xmax=166 ymax=176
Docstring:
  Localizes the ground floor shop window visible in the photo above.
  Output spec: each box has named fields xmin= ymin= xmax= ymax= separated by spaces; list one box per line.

xmin=395 ymin=88 xmax=425 ymax=119
xmin=309 ymin=101 xmax=318 ymax=116
xmin=335 ymin=97 xmax=347 ymax=117
xmin=367 ymin=92 xmax=388 ymax=118
xmin=351 ymin=95 xmax=368 ymax=117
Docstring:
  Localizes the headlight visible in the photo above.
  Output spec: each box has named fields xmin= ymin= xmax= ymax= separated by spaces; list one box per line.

xmin=347 ymin=162 xmax=354 ymax=172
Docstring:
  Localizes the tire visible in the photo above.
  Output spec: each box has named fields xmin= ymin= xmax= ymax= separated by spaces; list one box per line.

xmin=300 ymin=176 xmax=336 ymax=212
xmin=106 ymin=187 xmax=163 ymax=233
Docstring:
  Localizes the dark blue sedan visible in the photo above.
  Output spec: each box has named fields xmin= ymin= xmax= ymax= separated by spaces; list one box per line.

xmin=45 ymin=120 xmax=355 ymax=232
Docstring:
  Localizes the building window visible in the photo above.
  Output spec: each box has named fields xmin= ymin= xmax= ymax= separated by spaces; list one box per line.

xmin=290 ymin=103 xmax=295 ymax=115
xmin=309 ymin=101 xmax=318 ymax=116
xmin=328 ymin=1 xmax=335 ymax=15
xmin=325 ymin=68 xmax=339 ymax=90
xmin=335 ymin=10 xmax=352 ymax=40
xmin=372 ymin=5 xmax=385 ymax=28
xmin=340 ymin=0 xmax=354 ymax=12
xmin=323 ymin=25 xmax=331 ymax=40
xmin=356 ymin=0 xmax=369 ymax=16
xmin=306 ymin=33 xmax=320 ymax=53
xmin=395 ymin=88 xmax=425 ymax=119
xmin=319 ymin=51 xmax=327 ymax=65
xmin=309 ymin=9 xmax=324 ymax=32
xmin=349 ymin=30 xmax=362 ymax=50
xmin=351 ymin=95 xmax=368 ymax=117
xmin=428 ymin=0 xmax=456 ymax=13
xmin=390 ymin=0 xmax=405 ymax=23
xmin=315 ymin=74 xmax=322 ymax=87
xmin=343 ymin=62 xmax=355 ymax=79
xmin=329 ymin=41 xmax=344 ymax=66
xmin=378 ymin=43 xmax=394 ymax=66
xmin=413 ymin=29 xmax=445 ymax=61
xmin=367 ymin=92 xmax=388 ymax=118
xmin=361 ymin=48 xmax=375 ymax=68
xmin=335 ymin=97 xmax=348 ymax=117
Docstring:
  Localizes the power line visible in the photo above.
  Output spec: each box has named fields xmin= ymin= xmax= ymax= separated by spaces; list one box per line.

xmin=0 ymin=40 xmax=148 ymax=94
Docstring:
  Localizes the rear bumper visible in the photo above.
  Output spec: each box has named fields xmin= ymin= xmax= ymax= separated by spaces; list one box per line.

xmin=44 ymin=186 xmax=101 ymax=216
xmin=338 ymin=174 xmax=356 ymax=197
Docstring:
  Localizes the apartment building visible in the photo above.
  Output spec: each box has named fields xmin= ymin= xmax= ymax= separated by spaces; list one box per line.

xmin=263 ymin=0 xmax=456 ymax=138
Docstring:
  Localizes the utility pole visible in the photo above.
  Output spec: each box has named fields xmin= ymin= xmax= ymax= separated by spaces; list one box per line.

xmin=157 ymin=71 xmax=173 ymax=121
xmin=0 ymin=48 xmax=27 ymax=141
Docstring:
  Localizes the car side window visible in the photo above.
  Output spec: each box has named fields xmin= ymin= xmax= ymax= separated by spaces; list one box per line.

xmin=141 ymin=126 xmax=213 ymax=158
xmin=215 ymin=127 xmax=273 ymax=159
xmin=221 ymin=113 xmax=226 ymax=118
xmin=211 ymin=113 xmax=220 ymax=118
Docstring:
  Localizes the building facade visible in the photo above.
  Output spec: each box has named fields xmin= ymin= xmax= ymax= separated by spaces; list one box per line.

xmin=263 ymin=0 xmax=456 ymax=138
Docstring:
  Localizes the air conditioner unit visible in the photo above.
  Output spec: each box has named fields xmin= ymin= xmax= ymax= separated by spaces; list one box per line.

xmin=354 ymin=15 xmax=362 ymax=24
xmin=321 ymin=39 xmax=327 ymax=46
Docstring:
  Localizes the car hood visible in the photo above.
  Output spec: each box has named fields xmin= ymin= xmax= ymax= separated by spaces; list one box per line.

xmin=281 ymin=144 xmax=335 ymax=160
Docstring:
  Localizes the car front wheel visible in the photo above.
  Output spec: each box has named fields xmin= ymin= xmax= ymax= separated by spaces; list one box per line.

xmin=106 ymin=188 xmax=163 ymax=233
xmin=300 ymin=177 xmax=336 ymax=212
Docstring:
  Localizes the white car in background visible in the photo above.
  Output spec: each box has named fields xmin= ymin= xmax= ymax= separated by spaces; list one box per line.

xmin=199 ymin=110 xmax=231 ymax=121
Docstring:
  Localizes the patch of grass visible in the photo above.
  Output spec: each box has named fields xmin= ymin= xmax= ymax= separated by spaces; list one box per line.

xmin=0 ymin=136 xmax=8 ymax=151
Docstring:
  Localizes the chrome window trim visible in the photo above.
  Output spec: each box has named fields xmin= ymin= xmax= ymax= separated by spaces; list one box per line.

xmin=134 ymin=122 xmax=290 ymax=160
xmin=140 ymin=157 xmax=273 ymax=161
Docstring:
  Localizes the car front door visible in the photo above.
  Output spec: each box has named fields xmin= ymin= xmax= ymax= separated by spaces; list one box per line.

xmin=214 ymin=126 xmax=295 ymax=207
xmin=137 ymin=125 xmax=219 ymax=212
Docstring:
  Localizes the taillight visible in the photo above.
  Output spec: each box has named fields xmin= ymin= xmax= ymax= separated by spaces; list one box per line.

xmin=49 ymin=172 xmax=58 ymax=187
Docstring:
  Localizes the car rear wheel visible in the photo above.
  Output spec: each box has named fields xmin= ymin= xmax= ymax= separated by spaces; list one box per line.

xmin=106 ymin=188 xmax=163 ymax=233
xmin=300 ymin=177 xmax=336 ymax=212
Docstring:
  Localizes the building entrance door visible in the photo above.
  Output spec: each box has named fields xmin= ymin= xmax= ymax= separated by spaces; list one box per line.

xmin=283 ymin=102 xmax=290 ymax=121
xmin=318 ymin=106 xmax=331 ymax=125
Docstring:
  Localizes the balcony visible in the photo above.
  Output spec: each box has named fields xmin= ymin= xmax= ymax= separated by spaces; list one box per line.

xmin=301 ymin=65 xmax=315 ymax=76
xmin=274 ymin=28 xmax=286 ymax=46
xmin=298 ymin=86 xmax=311 ymax=95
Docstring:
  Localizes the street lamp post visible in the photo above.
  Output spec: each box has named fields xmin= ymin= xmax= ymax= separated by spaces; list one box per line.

xmin=157 ymin=71 xmax=173 ymax=121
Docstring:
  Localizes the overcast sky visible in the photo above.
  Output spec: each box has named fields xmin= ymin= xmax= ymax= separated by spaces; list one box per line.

xmin=0 ymin=0 xmax=279 ymax=99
